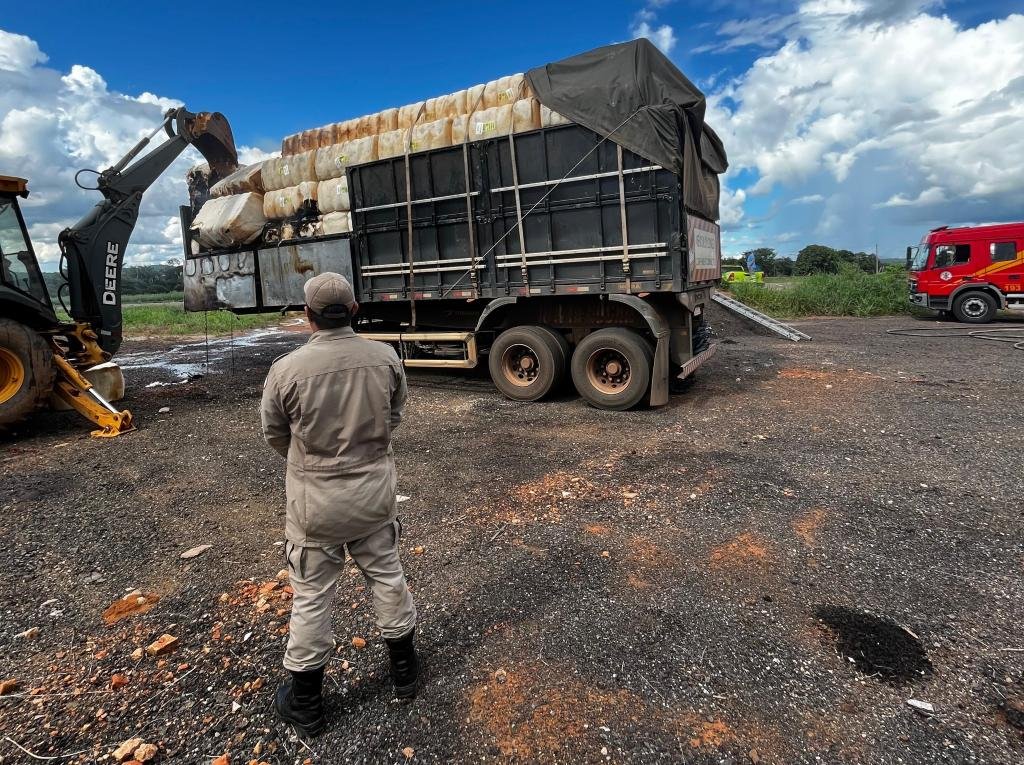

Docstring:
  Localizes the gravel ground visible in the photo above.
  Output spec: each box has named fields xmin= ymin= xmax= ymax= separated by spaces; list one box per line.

xmin=0 ymin=309 xmax=1021 ymax=765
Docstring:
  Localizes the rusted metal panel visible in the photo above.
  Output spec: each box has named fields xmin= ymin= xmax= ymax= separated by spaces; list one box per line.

xmin=183 ymin=251 xmax=257 ymax=311
xmin=257 ymin=239 xmax=353 ymax=308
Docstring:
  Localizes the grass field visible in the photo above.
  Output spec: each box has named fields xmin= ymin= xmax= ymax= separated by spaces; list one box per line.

xmin=727 ymin=268 xmax=909 ymax=317
xmin=122 ymin=305 xmax=284 ymax=336
xmin=122 ymin=291 xmax=185 ymax=304
xmin=56 ymin=304 xmax=286 ymax=336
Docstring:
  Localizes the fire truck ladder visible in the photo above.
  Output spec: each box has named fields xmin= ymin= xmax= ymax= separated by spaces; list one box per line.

xmin=711 ymin=291 xmax=812 ymax=342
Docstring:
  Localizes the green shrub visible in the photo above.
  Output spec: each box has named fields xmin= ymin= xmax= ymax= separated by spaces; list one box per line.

xmin=727 ymin=266 xmax=908 ymax=317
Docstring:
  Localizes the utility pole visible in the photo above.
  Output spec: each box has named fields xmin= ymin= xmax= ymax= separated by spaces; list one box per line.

xmin=875 ymin=243 xmax=880 ymax=274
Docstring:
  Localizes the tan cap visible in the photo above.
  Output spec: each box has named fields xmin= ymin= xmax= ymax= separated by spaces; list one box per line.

xmin=304 ymin=272 xmax=356 ymax=318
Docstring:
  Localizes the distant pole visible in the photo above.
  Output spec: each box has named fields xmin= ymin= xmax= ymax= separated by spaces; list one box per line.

xmin=875 ymin=243 xmax=880 ymax=273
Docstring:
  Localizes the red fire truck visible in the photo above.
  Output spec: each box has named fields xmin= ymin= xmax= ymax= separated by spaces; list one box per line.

xmin=907 ymin=222 xmax=1024 ymax=323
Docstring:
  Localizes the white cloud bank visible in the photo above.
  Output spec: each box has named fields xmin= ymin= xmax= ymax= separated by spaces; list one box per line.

xmin=0 ymin=29 xmax=269 ymax=271
xmin=705 ymin=2 xmax=1024 ymax=247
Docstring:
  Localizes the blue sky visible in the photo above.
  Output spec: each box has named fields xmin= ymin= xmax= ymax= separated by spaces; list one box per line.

xmin=2 ymin=0 xmax=1022 ymax=267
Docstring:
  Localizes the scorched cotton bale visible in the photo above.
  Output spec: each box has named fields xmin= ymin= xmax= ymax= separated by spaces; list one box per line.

xmin=315 ymin=136 xmax=379 ymax=181
xmin=263 ymin=182 xmax=318 ymax=219
xmin=190 ymin=192 xmax=266 ymax=249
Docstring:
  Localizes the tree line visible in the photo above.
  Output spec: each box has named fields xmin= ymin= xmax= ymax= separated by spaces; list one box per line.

xmin=43 ymin=264 xmax=183 ymax=297
xmin=724 ymin=245 xmax=891 ymax=276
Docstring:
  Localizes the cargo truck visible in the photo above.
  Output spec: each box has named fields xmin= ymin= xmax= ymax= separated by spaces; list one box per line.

xmin=180 ymin=40 xmax=728 ymax=410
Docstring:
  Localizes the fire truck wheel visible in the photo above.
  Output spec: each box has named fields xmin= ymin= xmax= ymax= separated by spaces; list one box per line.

xmin=571 ymin=328 xmax=653 ymax=411
xmin=952 ymin=291 xmax=997 ymax=324
xmin=488 ymin=325 xmax=566 ymax=402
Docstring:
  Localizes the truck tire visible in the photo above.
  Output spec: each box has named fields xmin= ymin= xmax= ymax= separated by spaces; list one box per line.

xmin=488 ymin=325 xmax=567 ymax=402
xmin=0 ymin=319 xmax=56 ymax=430
xmin=952 ymin=291 xmax=997 ymax=324
xmin=571 ymin=328 xmax=653 ymax=411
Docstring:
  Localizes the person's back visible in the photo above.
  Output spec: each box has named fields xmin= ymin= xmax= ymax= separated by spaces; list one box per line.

xmin=264 ymin=329 xmax=405 ymax=545
xmin=260 ymin=272 xmax=417 ymax=738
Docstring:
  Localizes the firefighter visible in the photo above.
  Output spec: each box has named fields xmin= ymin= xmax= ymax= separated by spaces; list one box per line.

xmin=260 ymin=272 xmax=417 ymax=736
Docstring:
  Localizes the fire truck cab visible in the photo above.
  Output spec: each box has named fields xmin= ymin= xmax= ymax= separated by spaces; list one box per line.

xmin=907 ymin=222 xmax=1024 ymax=323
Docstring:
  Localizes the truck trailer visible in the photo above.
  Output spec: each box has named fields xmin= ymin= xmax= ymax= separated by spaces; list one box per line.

xmin=180 ymin=40 xmax=728 ymax=410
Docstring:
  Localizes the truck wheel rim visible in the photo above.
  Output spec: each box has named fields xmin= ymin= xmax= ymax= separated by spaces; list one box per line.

xmin=586 ymin=349 xmax=631 ymax=394
xmin=500 ymin=344 xmax=540 ymax=387
xmin=962 ymin=297 xmax=987 ymax=318
xmin=0 ymin=348 xmax=26 ymax=405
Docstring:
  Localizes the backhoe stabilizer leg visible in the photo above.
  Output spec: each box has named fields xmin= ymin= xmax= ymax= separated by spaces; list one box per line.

xmin=51 ymin=355 xmax=134 ymax=438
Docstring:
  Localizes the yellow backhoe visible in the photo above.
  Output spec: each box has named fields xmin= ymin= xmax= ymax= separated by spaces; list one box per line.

xmin=0 ymin=108 xmax=237 ymax=436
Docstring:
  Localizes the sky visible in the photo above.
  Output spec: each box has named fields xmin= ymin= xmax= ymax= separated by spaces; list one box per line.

xmin=2 ymin=0 xmax=1022 ymax=270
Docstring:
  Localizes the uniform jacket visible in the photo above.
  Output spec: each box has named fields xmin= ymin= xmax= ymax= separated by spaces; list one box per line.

xmin=260 ymin=326 xmax=408 ymax=546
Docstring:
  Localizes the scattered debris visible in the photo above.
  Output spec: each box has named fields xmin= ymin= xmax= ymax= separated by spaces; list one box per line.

xmin=413 ymin=546 xmax=425 ymax=555
xmin=110 ymin=673 xmax=129 ymax=690
xmin=180 ymin=544 xmax=213 ymax=559
xmin=600 ymin=550 xmax=611 ymax=558
xmin=113 ymin=737 xmax=144 ymax=762
xmin=749 ymin=748 xmax=761 ymax=763
xmin=351 ymin=636 xmax=367 ymax=649
xmin=494 ymin=668 xmax=508 ymax=684
xmin=16 ymin=627 xmax=39 ymax=640
xmin=0 ymin=679 xmax=18 ymax=695
xmin=397 ymin=495 xmax=411 ymax=503
xmin=158 ymin=406 xmax=171 ymax=413
xmin=130 ymin=647 xmax=144 ymax=662
xmin=134 ymin=742 xmax=159 ymax=762
xmin=211 ymin=755 xmax=230 ymax=765
xmin=145 ymin=634 xmax=179 ymax=657
xmin=907 ymin=699 xmax=935 ymax=714
xmin=103 ymin=593 xmax=160 ymax=625
xmin=402 ymin=746 xmax=415 ymax=759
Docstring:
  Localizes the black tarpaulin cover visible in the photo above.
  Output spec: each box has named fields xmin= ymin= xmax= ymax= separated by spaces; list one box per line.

xmin=526 ymin=39 xmax=728 ymax=222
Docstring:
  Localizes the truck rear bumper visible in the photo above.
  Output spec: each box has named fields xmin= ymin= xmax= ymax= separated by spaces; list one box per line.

xmin=677 ymin=343 xmax=718 ymax=381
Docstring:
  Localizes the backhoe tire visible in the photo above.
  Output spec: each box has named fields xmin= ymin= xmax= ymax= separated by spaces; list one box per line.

xmin=0 ymin=319 xmax=56 ymax=430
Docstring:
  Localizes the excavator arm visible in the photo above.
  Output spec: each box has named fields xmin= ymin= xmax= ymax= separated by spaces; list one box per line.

xmin=59 ymin=107 xmax=238 ymax=357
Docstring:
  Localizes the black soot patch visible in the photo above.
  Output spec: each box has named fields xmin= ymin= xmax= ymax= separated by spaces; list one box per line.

xmin=815 ymin=605 xmax=932 ymax=683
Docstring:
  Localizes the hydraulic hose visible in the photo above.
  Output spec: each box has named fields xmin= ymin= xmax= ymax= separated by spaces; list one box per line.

xmin=886 ymin=325 xmax=1024 ymax=351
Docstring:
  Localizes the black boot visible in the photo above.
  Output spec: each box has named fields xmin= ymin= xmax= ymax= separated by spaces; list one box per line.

xmin=275 ymin=666 xmax=326 ymax=736
xmin=386 ymin=628 xmax=419 ymax=699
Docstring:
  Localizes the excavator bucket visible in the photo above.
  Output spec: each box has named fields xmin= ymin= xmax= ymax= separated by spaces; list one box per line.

xmin=173 ymin=109 xmax=238 ymax=182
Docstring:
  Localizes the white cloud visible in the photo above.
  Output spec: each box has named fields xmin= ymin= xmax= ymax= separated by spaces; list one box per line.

xmin=791 ymin=194 xmax=825 ymax=204
xmin=706 ymin=7 xmax=1024 ymax=239
xmin=0 ymin=28 xmax=265 ymax=273
xmin=630 ymin=4 xmax=677 ymax=55
xmin=877 ymin=186 xmax=947 ymax=208
xmin=0 ymin=30 xmax=46 ymax=71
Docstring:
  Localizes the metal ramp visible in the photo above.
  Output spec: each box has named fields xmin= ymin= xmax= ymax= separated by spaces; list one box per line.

xmin=711 ymin=291 xmax=812 ymax=342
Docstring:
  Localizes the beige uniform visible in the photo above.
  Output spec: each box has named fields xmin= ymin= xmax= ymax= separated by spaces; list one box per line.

xmin=261 ymin=326 xmax=415 ymax=671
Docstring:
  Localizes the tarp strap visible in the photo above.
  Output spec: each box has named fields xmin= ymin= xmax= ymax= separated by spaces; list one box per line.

xmin=508 ymin=132 xmax=529 ymax=289
xmin=616 ymin=144 xmax=631 ymax=293
xmin=403 ymin=147 xmax=417 ymax=328
xmin=462 ymin=142 xmax=478 ymax=295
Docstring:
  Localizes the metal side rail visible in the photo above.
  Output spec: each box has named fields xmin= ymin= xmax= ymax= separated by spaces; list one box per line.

xmin=711 ymin=291 xmax=812 ymax=342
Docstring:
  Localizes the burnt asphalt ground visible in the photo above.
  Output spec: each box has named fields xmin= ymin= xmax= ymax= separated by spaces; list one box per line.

xmin=1 ymin=310 xmax=1022 ymax=764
